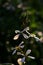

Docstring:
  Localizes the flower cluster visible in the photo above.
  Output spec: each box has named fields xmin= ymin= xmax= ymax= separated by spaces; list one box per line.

xmin=17 ymin=49 xmax=35 ymax=63
xmin=13 ymin=27 xmax=40 ymax=42
xmin=12 ymin=27 xmax=41 ymax=65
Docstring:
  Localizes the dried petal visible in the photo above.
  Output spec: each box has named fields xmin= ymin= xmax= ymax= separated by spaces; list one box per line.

xmin=23 ymin=33 xmax=29 ymax=39
xmin=26 ymin=49 xmax=31 ymax=55
xmin=28 ymin=56 xmax=35 ymax=59
xmin=15 ymin=30 xmax=20 ymax=33
xmin=13 ymin=34 xmax=20 ymax=40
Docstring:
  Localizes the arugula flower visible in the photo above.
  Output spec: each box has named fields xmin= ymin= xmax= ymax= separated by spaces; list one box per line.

xmin=12 ymin=41 xmax=24 ymax=55
xmin=13 ymin=27 xmax=30 ymax=40
xmin=17 ymin=49 xmax=35 ymax=63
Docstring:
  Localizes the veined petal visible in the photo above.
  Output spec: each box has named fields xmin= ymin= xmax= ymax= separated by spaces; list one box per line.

xmin=19 ymin=41 xmax=24 ymax=46
xmin=26 ymin=49 xmax=31 ymax=55
xmin=12 ymin=50 xmax=16 ymax=55
xmin=23 ymin=33 xmax=29 ymax=39
xmin=13 ymin=34 xmax=20 ymax=40
xmin=15 ymin=30 xmax=20 ymax=33
xmin=28 ymin=56 xmax=35 ymax=59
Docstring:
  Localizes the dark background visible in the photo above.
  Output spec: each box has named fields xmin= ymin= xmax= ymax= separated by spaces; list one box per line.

xmin=0 ymin=0 xmax=43 ymax=65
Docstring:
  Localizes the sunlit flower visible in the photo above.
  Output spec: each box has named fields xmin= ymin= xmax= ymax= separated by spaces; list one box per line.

xmin=17 ymin=49 xmax=35 ymax=63
xmin=12 ymin=41 xmax=24 ymax=55
xmin=13 ymin=27 xmax=30 ymax=40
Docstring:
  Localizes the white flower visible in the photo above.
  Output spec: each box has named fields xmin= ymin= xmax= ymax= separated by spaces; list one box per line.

xmin=17 ymin=49 xmax=35 ymax=63
xmin=13 ymin=27 xmax=30 ymax=40
xmin=12 ymin=41 xmax=24 ymax=55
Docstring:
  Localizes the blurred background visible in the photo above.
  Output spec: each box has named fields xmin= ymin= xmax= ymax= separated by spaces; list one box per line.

xmin=0 ymin=0 xmax=43 ymax=65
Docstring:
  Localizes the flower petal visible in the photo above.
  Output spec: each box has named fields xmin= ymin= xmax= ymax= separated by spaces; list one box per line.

xmin=15 ymin=30 xmax=20 ymax=33
xmin=23 ymin=33 xmax=29 ymax=39
xmin=21 ymin=57 xmax=25 ymax=62
xmin=34 ymin=37 xmax=40 ymax=41
xmin=12 ymin=50 xmax=16 ymax=55
xmin=28 ymin=56 xmax=35 ymax=59
xmin=17 ymin=52 xmax=24 ymax=56
xmin=23 ymin=27 xmax=29 ymax=32
xmin=17 ymin=52 xmax=22 ymax=55
xmin=26 ymin=49 xmax=31 ymax=55
xmin=25 ymin=27 xmax=29 ymax=31
xmin=20 ymin=45 xmax=24 ymax=48
xmin=17 ymin=58 xmax=23 ymax=65
xmin=19 ymin=41 xmax=24 ymax=46
xmin=13 ymin=34 xmax=20 ymax=40
xmin=26 ymin=30 xmax=30 ymax=35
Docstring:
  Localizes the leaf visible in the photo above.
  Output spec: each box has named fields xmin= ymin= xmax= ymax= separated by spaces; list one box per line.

xmin=15 ymin=30 xmax=20 ymax=33
xmin=13 ymin=34 xmax=20 ymax=40
xmin=28 ymin=56 xmax=35 ymax=59
xmin=23 ymin=33 xmax=29 ymax=39
xmin=26 ymin=49 xmax=31 ymax=55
